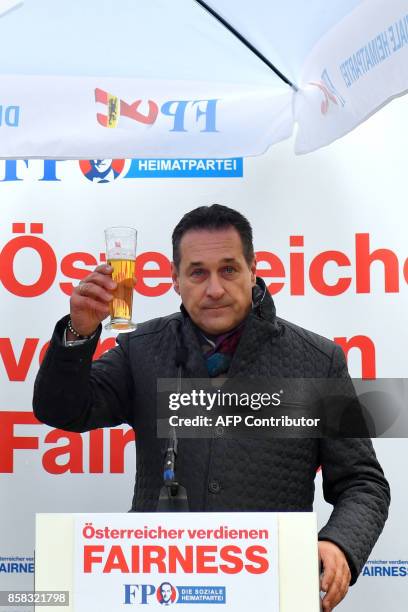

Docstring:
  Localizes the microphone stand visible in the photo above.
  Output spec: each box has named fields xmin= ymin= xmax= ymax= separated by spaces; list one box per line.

xmin=156 ymin=348 xmax=189 ymax=511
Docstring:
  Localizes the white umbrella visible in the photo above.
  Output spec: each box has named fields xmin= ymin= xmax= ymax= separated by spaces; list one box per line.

xmin=0 ymin=0 xmax=407 ymax=159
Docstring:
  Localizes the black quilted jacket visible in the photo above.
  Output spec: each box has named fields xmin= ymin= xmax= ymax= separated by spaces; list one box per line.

xmin=33 ymin=279 xmax=390 ymax=584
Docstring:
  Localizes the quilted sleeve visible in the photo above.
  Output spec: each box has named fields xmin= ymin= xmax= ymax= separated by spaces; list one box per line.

xmin=33 ymin=314 xmax=134 ymax=432
xmin=317 ymin=344 xmax=391 ymax=585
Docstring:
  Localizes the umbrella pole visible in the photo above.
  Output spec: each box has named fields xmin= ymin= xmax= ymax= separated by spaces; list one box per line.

xmin=193 ymin=0 xmax=298 ymax=91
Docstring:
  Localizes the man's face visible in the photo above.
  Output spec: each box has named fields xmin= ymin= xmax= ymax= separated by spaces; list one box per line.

xmin=171 ymin=227 xmax=256 ymax=335
xmin=161 ymin=584 xmax=172 ymax=603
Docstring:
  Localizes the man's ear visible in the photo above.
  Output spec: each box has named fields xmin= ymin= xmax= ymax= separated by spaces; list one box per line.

xmin=171 ymin=262 xmax=180 ymax=295
xmin=250 ymin=256 xmax=257 ymax=286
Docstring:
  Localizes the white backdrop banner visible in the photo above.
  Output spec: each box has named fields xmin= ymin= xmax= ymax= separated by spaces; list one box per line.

xmin=73 ymin=513 xmax=279 ymax=611
xmin=0 ymin=97 xmax=407 ymax=611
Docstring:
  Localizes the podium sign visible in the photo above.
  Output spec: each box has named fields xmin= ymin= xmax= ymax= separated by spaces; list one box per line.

xmin=35 ymin=512 xmax=319 ymax=612
xmin=75 ymin=513 xmax=278 ymax=611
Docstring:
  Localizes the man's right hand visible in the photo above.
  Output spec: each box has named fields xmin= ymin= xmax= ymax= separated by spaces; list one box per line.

xmin=68 ymin=264 xmax=117 ymax=338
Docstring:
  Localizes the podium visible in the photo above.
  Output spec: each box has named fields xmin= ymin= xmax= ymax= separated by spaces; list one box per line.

xmin=35 ymin=512 xmax=320 ymax=611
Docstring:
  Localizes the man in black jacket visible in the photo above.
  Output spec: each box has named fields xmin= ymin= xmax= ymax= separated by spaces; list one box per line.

xmin=33 ymin=204 xmax=390 ymax=612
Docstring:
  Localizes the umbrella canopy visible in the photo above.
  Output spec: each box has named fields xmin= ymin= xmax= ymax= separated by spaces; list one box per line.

xmin=0 ymin=0 xmax=407 ymax=159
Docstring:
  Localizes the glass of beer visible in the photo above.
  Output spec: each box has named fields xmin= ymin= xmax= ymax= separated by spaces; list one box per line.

xmin=104 ymin=226 xmax=137 ymax=331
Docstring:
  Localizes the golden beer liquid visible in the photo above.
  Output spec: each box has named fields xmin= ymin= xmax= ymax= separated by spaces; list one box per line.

xmin=108 ymin=258 xmax=135 ymax=322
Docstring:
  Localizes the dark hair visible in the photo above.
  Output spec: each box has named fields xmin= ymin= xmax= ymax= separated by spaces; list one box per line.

xmin=172 ymin=204 xmax=254 ymax=268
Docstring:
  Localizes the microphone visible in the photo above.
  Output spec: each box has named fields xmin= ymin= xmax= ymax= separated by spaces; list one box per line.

xmin=156 ymin=340 xmax=189 ymax=511
xmin=166 ymin=343 xmax=186 ymax=479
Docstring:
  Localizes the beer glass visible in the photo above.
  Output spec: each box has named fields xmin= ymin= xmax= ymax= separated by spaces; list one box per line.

xmin=104 ymin=226 xmax=137 ymax=331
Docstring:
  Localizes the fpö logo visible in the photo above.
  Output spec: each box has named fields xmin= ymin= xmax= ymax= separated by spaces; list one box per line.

xmin=79 ymin=159 xmax=126 ymax=183
xmin=123 ymin=583 xmax=226 ymax=605
xmin=95 ymin=88 xmax=218 ymax=132
xmin=309 ymin=69 xmax=346 ymax=115
xmin=0 ymin=158 xmax=243 ymax=181
xmin=0 ymin=104 xmax=20 ymax=127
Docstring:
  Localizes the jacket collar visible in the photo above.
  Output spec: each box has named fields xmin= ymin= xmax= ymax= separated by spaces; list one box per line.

xmin=252 ymin=276 xmax=277 ymax=325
